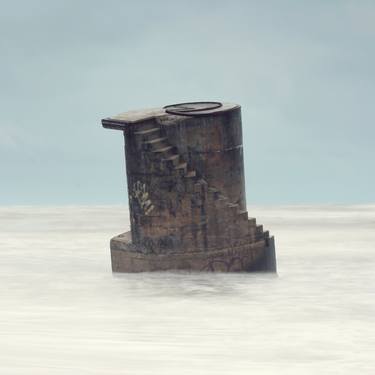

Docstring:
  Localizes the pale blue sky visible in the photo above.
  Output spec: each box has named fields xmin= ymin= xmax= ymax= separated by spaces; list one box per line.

xmin=1 ymin=0 xmax=374 ymax=205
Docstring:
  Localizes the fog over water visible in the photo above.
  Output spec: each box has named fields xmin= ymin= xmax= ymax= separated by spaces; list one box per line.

xmin=1 ymin=205 xmax=374 ymax=374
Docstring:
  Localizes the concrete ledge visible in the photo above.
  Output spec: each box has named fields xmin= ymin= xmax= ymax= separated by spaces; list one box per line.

xmin=110 ymin=232 xmax=277 ymax=273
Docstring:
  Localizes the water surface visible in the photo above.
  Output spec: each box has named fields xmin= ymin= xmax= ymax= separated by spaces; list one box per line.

xmin=0 ymin=205 xmax=374 ymax=374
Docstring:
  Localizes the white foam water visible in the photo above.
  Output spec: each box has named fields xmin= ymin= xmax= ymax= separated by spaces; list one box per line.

xmin=0 ymin=205 xmax=374 ymax=374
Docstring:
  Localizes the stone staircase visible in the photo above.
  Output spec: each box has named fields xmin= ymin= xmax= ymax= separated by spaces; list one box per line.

xmin=133 ymin=124 xmax=267 ymax=246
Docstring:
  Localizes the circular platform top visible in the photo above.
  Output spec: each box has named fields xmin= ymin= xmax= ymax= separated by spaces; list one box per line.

xmin=163 ymin=101 xmax=223 ymax=116
xmin=102 ymin=102 xmax=240 ymax=130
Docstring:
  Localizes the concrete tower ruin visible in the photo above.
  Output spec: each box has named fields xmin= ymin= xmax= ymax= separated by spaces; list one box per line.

xmin=102 ymin=102 xmax=276 ymax=272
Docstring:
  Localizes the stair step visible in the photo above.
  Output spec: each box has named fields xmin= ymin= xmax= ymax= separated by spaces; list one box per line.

xmin=175 ymin=162 xmax=187 ymax=170
xmin=256 ymin=225 xmax=263 ymax=233
xmin=175 ymin=162 xmax=188 ymax=175
xmin=227 ymin=203 xmax=239 ymax=216
xmin=185 ymin=170 xmax=196 ymax=178
xmin=143 ymin=137 xmax=168 ymax=151
xmin=152 ymin=146 xmax=173 ymax=153
xmin=164 ymin=154 xmax=179 ymax=161
xmin=217 ymin=194 xmax=228 ymax=201
xmin=215 ymin=194 xmax=228 ymax=207
xmin=238 ymin=210 xmax=248 ymax=220
xmin=144 ymin=137 xmax=167 ymax=145
xmin=134 ymin=128 xmax=160 ymax=135
xmin=248 ymin=218 xmax=256 ymax=226
xmin=162 ymin=154 xmax=180 ymax=168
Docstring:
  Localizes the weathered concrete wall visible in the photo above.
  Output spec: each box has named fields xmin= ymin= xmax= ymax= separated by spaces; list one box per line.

xmin=121 ymin=107 xmax=250 ymax=255
xmin=110 ymin=231 xmax=275 ymax=272
xmin=102 ymin=102 xmax=276 ymax=272
xmin=157 ymin=107 xmax=246 ymax=210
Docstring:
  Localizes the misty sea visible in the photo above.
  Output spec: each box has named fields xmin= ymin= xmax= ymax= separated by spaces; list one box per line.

xmin=0 ymin=205 xmax=374 ymax=374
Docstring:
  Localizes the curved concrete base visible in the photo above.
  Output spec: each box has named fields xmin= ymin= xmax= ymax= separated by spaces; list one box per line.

xmin=110 ymin=232 xmax=277 ymax=273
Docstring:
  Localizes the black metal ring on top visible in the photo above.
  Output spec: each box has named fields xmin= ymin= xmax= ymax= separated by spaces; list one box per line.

xmin=163 ymin=101 xmax=223 ymax=116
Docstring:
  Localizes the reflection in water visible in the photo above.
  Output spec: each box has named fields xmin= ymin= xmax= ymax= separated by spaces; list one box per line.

xmin=0 ymin=205 xmax=374 ymax=374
